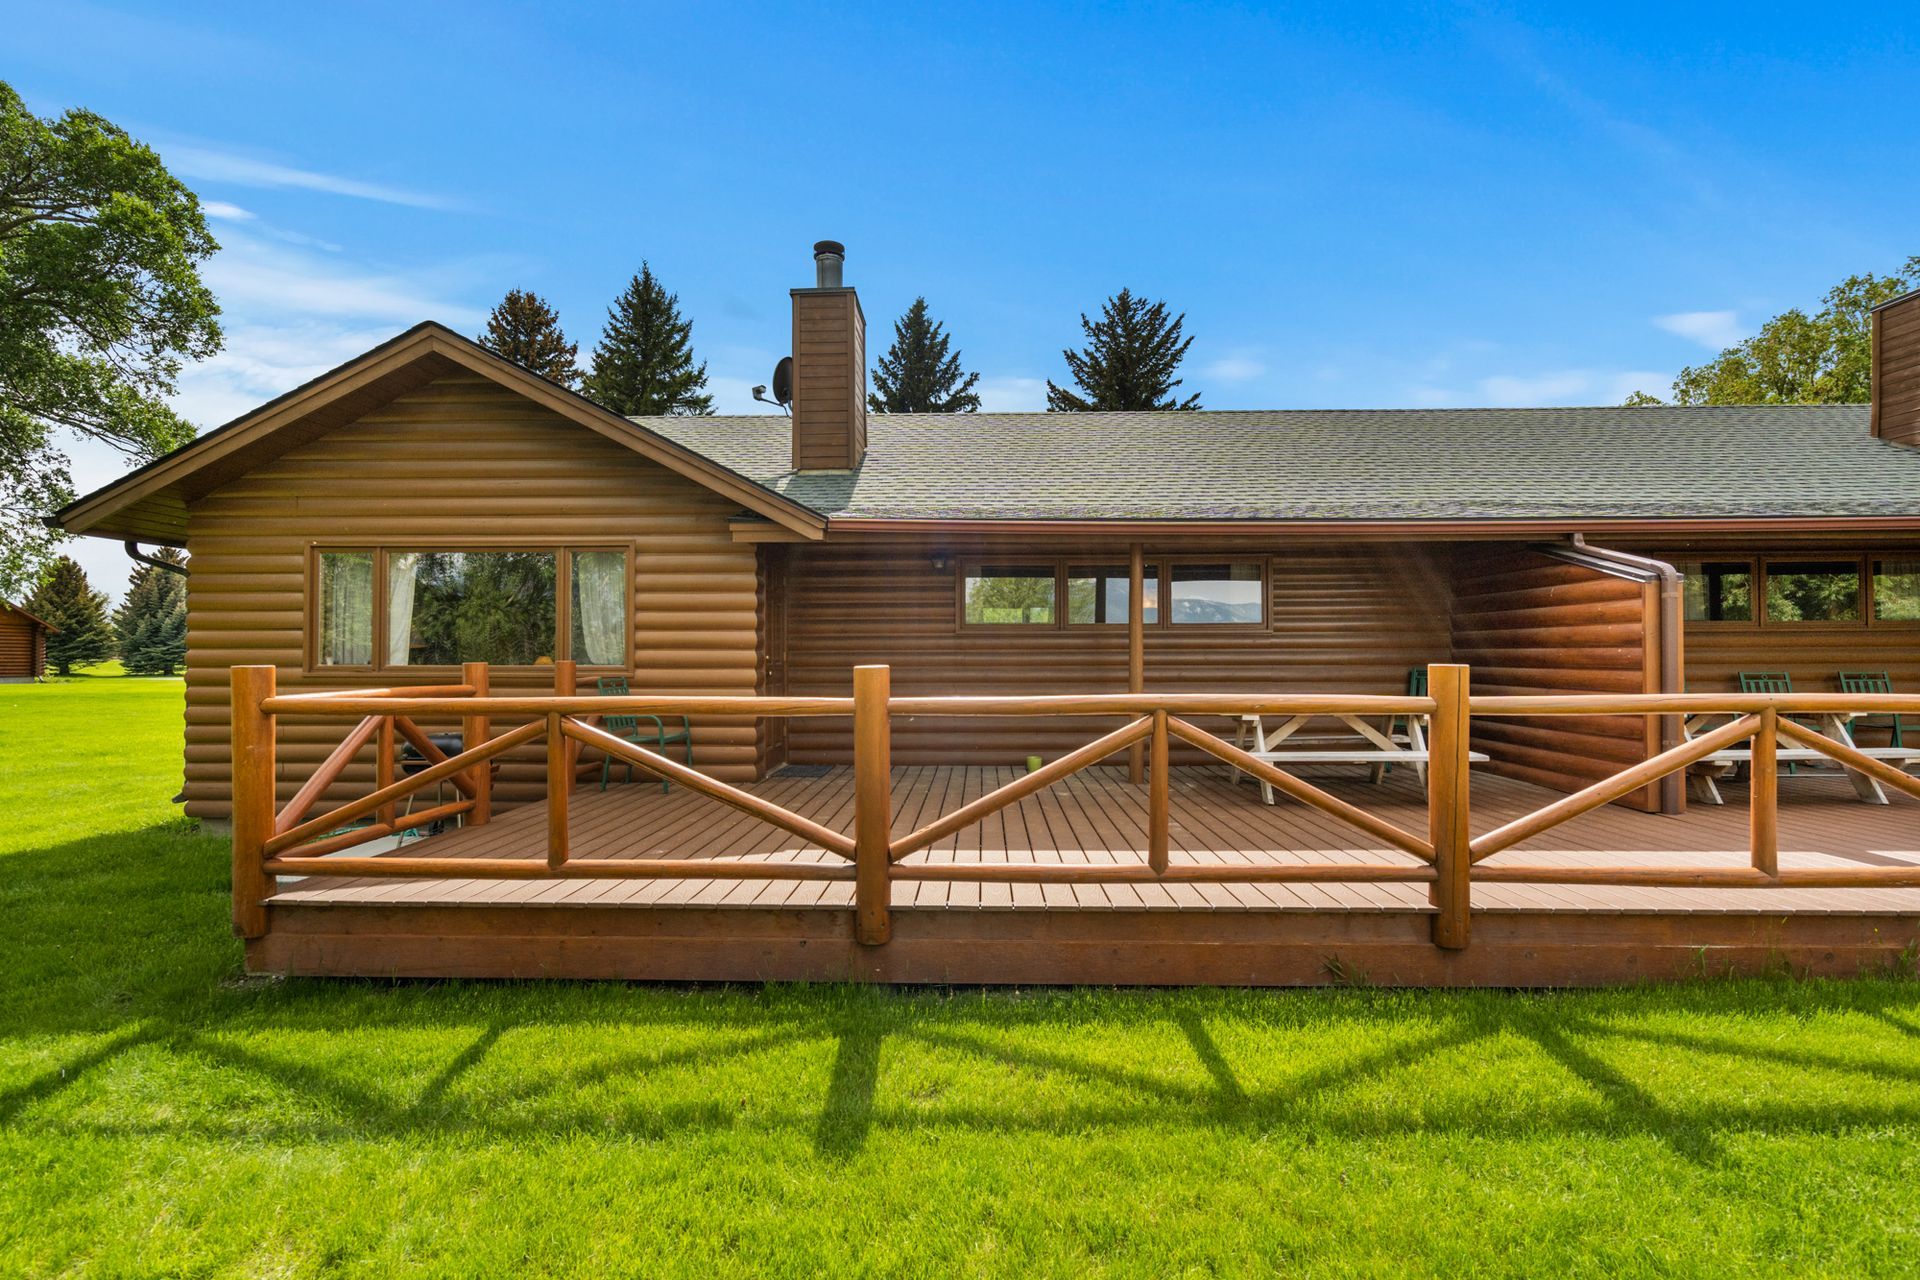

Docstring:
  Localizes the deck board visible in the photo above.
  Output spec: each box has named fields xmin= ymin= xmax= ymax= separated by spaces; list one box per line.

xmin=267 ymin=763 xmax=1920 ymax=916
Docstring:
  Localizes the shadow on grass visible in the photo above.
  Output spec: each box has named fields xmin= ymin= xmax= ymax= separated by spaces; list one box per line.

xmin=6 ymin=818 xmax=1920 ymax=1158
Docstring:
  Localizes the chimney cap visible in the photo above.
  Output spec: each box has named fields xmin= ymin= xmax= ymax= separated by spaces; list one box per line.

xmin=813 ymin=240 xmax=845 ymax=257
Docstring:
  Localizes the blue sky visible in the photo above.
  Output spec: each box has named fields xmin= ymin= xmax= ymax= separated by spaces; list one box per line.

xmin=9 ymin=1 xmax=1918 ymax=591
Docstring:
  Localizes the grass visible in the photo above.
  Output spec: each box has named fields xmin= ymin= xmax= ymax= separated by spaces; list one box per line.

xmin=3 ymin=681 xmax=1920 ymax=1276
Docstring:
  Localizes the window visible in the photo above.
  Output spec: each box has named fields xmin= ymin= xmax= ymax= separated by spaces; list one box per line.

xmin=1874 ymin=558 xmax=1920 ymax=623
xmin=1681 ymin=561 xmax=1753 ymax=622
xmin=390 ymin=551 xmax=558 ymax=666
xmin=317 ymin=551 xmax=374 ymax=665
xmin=963 ymin=564 xmax=1056 ymax=625
xmin=1167 ymin=562 xmax=1264 ymax=625
xmin=1066 ymin=564 xmax=1159 ymax=625
xmin=313 ymin=546 xmax=627 ymax=668
xmin=1765 ymin=560 xmax=1861 ymax=624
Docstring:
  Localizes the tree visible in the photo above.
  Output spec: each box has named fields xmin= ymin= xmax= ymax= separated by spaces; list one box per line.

xmin=114 ymin=548 xmax=187 ymax=675
xmin=1625 ymin=256 xmax=1920 ymax=405
xmin=868 ymin=297 xmax=981 ymax=413
xmin=1046 ymin=288 xmax=1201 ymax=412
xmin=27 ymin=555 xmax=113 ymax=675
xmin=581 ymin=264 xmax=713 ymax=416
xmin=478 ymin=289 xmax=580 ymax=387
xmin=0 ymin=81 xmax=222 ymax=598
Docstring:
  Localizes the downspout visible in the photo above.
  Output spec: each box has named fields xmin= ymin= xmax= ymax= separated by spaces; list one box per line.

xmin=1569 ymin=534 xmax=1685 ymax=815
xmin=125 ymin=541 xmax=189 ymax=576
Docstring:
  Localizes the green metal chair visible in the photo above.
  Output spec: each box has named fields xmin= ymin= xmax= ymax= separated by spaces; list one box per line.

xmin=1382 ymin=668 xmax=1429 ymax=779
xmin=1838 ymin=671 xmax=1910 ymax=748
xmin=594 ymin=675 xmax=692 ymax=794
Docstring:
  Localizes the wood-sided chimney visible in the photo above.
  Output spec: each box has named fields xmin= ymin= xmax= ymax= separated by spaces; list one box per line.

xmin=1872 ymin=289 xmax=1920 ymax=448
xmin=790 ymin=240 xmax=867 ymax=471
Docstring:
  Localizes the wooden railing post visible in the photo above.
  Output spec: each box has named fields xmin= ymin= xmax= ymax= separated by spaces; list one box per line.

xmin=230 ymin=665 xmax=276 ymax=939
xmin=1751 ymin=706 xmax=1778 ymax=877
xmin=546 ymin=711 xmax=569 ymax=870
xmin=1149 ymin=708 xmax=1170 ymax=872
xmin=853 ymin=664 xmax=892 ymax=945
xmin=554 ymin=659 xmax=578 ymax=797
xmin=463 ymin=661 xmax=491 ymax=826
xmin=1128 ymin=541 xmax=1146 ymax=786
xmin=1427 ymin=663 xmax=1472 ymax=950
xmin=375 ymin=715 xmax=396 ymax=832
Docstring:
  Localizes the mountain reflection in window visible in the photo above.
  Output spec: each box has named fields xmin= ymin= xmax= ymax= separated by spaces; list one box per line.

xmin=1168 ymin=563 xmax=1263 ymax=624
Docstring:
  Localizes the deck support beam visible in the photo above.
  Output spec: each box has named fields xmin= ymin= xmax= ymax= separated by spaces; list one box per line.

xmin=854 ymin=664 xmax=893 ymax=945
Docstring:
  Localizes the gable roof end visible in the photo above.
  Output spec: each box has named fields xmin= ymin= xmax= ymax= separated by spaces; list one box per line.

xmin=50 ymin=322 xmax=828 ymax=545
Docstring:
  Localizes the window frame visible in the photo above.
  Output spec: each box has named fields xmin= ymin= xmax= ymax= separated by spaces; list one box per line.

xmin=1678 ymin=558 xmax=1758 ymax=627
xmin=1159 ymin=556 xmax=1271 ymax=630
xmin=955 ymin=557 xmax=1269 ymax=633
xmin=1671 ymin=551 xmax=1920 ymax=632
xmin=955 ymin=561 xmax=1066 ymax=630
xmin=305 ymin=540 xmax=634 ymax=674
xmin=1063 ymin=562 xmax=1164 ymax=627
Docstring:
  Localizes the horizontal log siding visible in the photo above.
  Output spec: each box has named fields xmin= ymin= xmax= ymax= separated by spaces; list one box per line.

xmin=1451 ymin=545 xmax=1660 ymax=811
xmin=183 ymin=373 xmax=757 ymax=821
xmin=781 ymin=538 xmax=1452 ymax=765
xmin=0 ymin=609 xmax=41 ymax=678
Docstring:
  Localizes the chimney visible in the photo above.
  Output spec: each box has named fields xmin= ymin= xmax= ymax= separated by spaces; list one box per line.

xmin=790 ymin=239 xmax=866 ymax=471
xmin=1873 ymin=289 xmax=1920 ymax=448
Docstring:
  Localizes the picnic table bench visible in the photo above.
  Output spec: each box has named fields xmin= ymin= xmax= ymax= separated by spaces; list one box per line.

xmin=1685 ymin=711 xmax=1920 ymax=806
xmin=1227 ymin=712 xmax=1489 ymax=805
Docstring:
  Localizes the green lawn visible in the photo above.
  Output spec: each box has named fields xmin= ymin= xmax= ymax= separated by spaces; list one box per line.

xmin=3 ymin=680 xmax=1920 ymax=1276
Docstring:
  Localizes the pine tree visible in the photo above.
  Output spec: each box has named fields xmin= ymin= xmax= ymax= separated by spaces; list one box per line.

xmin=114 ymin=549 xmax=188 ymax=675
xmin=868 ymin=297 xmax=982 ymax=413
xmin=27 ymin=556 xmax=114 ymax=675
xmin=582 ymin=264 xmax=714 ymax=416
xmin=1046 ymin=288 xmax=1202 ymax=411
xmin=478 ymin=289 xmax=581 ymax=387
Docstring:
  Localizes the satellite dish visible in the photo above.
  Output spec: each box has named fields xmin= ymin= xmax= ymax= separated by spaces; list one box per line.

xmin=771 ymin=356 xmax=793 ymax=406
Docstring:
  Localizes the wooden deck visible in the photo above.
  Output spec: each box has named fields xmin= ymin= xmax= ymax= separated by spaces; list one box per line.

xmin=255 ymin=764 xmax=1920 ymax=986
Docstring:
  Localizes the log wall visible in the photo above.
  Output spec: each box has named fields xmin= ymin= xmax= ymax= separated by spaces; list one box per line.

xmin=779 ymin=536 xmax=1454 ymax=765
xmin=0 ymin=606 xmax=44 ymax=679
xmin=1449 ymin=545 xmax=1662 ymax=811
xmin=182 ymin=373 xmax=759 ymax=821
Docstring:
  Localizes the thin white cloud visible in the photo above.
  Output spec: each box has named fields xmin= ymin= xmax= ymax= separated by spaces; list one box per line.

xmin=1654 ymin=310 xmax=1744 ymax=350
xmin=976 ymin=376 xmax=1048 ymax=412
xmin=200 ymin=200 xmax=254 ymax=221
xmin=166 ymin=143 xmax=453 ymax=210
xmin=1203 ymin=351 xmax=1267 ymax=382
xmin=202 ymin=232 xmax=486 ymax=326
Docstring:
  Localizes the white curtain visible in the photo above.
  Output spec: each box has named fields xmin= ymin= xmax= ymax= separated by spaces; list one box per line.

xmin=386 ymin=552 xmax=420 ymax=666
xmin=573 ymin=552 xmax=625 ymax=665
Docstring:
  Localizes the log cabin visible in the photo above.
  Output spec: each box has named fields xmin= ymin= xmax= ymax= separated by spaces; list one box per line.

xmin=0 ymin=601 xmax=54 ymax=681
xmin=47 ymin=245 xmax=1920 ymax=986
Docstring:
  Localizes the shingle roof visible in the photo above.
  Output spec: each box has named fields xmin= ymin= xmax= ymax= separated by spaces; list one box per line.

xmin=639 ymin=404 xmax=1920 ymax=522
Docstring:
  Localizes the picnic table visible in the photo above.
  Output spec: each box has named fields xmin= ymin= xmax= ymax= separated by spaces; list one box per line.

xmin=1227 ymin=712 xmax=1489 ymax=805
xmin=1684 ymin=710 xmax=1920 ymax=806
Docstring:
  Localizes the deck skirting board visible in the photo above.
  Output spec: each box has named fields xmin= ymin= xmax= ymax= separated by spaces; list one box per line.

xmin=250 ymin=903 xmax=1920 ymax=987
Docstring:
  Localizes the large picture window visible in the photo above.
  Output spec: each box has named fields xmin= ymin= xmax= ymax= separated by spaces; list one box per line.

xmin=313 ymin=546 xmax=628 ymax=669
xmin=1763 ymin=560 xmax=1861 ymax=624
xmin=1873 ymin=559 xmax=1920 ymax=623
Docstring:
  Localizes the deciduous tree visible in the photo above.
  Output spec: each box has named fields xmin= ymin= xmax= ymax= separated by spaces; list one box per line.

xmin=1625 ymin=257 xmax=1920 ymax=405
xmin=0 ymin=81 xmax=221 ymax=597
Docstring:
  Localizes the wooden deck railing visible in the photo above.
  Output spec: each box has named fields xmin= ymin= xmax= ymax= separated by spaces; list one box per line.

xmin=230 ymin=663 xmax=1920 ymax=951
